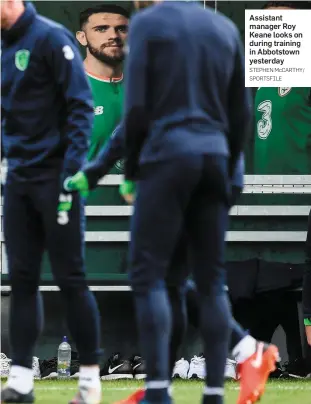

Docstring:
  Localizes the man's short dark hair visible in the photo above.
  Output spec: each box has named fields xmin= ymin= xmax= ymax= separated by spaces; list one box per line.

xmin=79 ymin=4 xmax=130 ymax=29
xmin=263 ymin=1 xmax=311 ymax=9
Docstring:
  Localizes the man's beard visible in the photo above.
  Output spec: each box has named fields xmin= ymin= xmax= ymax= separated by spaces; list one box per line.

xmin=87 ymin=42 xmax=124 ymax=67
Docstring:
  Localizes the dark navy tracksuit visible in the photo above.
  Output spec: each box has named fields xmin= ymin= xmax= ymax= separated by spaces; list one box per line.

xmin=1 ymin=3 xmax=100 ymax=368
xmin=121 ymin=2 xmax=252 ymax=402
xmin=86 ymin=124 xmax=247 ymax=373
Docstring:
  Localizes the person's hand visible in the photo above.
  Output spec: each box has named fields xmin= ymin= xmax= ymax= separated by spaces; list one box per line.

xmin=305 ymin=318 xmax=311 ymax=346
xmin=119 ymin=180 xmax=136 ymax=205
xmin=63 ymin=171 xmax=89 ymax=198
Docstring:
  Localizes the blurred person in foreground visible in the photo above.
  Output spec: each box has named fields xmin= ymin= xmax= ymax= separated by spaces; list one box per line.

xmin=68 ymin=1 xmax=279 ymax=403
xmin=1 ymin=1 xmax=102 ymax=403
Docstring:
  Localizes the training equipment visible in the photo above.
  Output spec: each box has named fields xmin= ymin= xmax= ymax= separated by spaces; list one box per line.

xmin=0 ymin=353 xmax=11 ymax=378
xmin=131 ymin=355 xmax=146 ymax=380
xmin=40 ymin=357 xmax=58 ymax=379
xmin=225 ymin=358 xmax=238 ymax=380
xmin=188 ymin=355 xmax=205 ymax=380
xmin=100 ymin=353 xmax=133 ymax=380
xmin=32 ymin=357 xmax=41 ymax=380
xmin=172 ymin=358 xmax=190 ymax=379
xmin=237 ymin=342 xmax=279 ymax=404
xmin=57 ymin=336 xmax=71 ymax=379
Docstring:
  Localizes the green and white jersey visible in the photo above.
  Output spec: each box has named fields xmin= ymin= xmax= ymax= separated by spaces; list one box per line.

xmin=254 ymin=87 xmax=311 ymax=174
xmin=86 ymin=71 xmax=124 ymax=168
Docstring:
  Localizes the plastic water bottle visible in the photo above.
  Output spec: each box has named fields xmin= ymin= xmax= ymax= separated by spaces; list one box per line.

xmin=57 ymin=336 xmax=71 ymax=379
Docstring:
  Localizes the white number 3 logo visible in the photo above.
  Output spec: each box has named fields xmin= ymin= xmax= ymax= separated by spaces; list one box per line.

xmin=62 ymin=45 xmax=75 ymax=60
xmin=257 ymin=100 xmax=272 ymax=140
xmin=57 ymin=211 xmax=69 ymax=225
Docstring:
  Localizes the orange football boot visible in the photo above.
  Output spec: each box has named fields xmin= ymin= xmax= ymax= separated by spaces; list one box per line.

xmin=113 ymin=389 xmax=145 ymax=404
xmin=237 ymin=342 xmax=280 ymax=404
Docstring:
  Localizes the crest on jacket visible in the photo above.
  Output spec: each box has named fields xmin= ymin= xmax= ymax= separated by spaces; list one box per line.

xmin=278 ymin=87 xmax=291 ymax=97
xmin=15 ymin=49 xmax=30 ymax=71
xmin=114 ymin=159 xmax=125 ymax=172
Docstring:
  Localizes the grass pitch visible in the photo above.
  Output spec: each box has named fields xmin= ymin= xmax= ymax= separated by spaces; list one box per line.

xmin=5 ymin=379 xmax=310 ymax=404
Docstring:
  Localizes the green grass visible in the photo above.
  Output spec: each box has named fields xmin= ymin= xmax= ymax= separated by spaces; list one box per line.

xmin=2 ymin=379 xmax=310 ymax=404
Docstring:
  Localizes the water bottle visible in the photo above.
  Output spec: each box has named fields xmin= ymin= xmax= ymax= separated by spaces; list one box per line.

xmin=57 ymin=336 xmax=71 ymax=379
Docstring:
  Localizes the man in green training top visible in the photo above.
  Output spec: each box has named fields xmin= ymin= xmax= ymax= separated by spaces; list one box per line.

xmin=254 ymin=0 xmax=311 ymax=369
xmin=76 ymin=4 xmax=129 ymax=166
xmin=254 ymin=86 xmax=311 ymax=174
xmin=254 ymin=2 xmax=311 ymax=175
